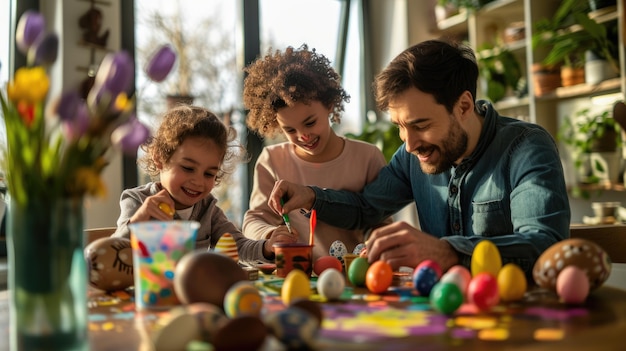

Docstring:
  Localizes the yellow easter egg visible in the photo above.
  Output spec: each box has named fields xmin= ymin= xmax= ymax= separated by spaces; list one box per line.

xmin=281 ymin=270 xmax=311 ymax=306
xmin=471 ymin=240 xmax=502 ymax=277
xmin=497 ymin=263 xmax=527 ymax=302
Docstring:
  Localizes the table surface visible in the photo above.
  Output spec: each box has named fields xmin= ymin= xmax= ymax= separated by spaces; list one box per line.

xmin=1 ymin=276 xmax=626 ymax=351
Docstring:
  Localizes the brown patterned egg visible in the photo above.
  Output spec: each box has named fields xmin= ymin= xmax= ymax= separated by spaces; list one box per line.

xmin=533 ymin=238 xmax=611 ymax=291
xmin=84 ymin=237 xmax=134 ymax=291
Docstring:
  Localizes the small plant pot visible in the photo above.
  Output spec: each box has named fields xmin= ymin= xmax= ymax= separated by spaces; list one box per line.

xmin=591 ymin=201 xmax=621 ymax=219
xmin=561 ymin=66 xmax=585 ymax=87
xmin=532 ymin=64 xmax=561 ymax=96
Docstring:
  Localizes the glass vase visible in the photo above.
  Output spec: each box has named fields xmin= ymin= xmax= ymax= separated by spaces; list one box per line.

xmin=7 ymin=197 xmax=88 ymax=350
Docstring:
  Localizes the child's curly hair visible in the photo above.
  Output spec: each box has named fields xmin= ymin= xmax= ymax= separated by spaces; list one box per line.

xmin=243 ymin=44 xmax=350 ymax=138
xmin=139 ymin=105 xmax=246 ymax=185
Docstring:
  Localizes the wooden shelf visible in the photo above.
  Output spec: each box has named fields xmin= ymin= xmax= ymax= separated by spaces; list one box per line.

xmin=536 ymin=77 xmax=622 ymax=101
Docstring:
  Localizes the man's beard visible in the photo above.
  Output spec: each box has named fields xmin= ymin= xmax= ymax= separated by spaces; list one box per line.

xmin=416 ymin=118 xmax=468 ymax=174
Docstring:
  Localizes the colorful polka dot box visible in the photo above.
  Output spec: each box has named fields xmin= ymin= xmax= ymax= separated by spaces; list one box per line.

xmin=129 ymin=220 xmax=200 ymax=311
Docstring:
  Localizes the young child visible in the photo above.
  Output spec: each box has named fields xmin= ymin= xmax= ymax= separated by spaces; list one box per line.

xmin=242 ymin=44 xmax=389 ymax=262
xmin=112 ymin=105 xmax=273 ymax=262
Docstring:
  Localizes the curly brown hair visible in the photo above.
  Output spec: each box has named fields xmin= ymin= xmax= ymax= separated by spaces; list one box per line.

xmin=243 ymin=44 xmax=350 ymax=138
xmin=138 ymin=105 xmax=246 ymax=185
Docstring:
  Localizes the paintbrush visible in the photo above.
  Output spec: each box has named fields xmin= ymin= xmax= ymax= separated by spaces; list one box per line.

xmin=280 ymin=197 xmax=292 ymax=233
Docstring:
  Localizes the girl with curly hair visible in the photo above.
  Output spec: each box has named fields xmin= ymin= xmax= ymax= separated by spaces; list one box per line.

xmin=112 ymin=105 xmax=268 ymax=262
xmin=242 ymin=44 xmax=389 ymax=262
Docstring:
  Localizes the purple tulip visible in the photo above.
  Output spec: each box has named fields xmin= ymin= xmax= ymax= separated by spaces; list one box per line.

xmin=16 ymin=10 xmax=46 ymax=54
xmin=145 ymin=44 xmax=177 ymax=82
xmin=93 ymin=51 xmax=134 ymax=97
xmin=62 ymin=103 xmax=90 ymax=140
xmin=111 ymin=116 xmax=151 ymax=154
xmin=28 ymin=33 xmax=59 ymax=66
xmin=56 ymin=90 xmax=82 ymax=122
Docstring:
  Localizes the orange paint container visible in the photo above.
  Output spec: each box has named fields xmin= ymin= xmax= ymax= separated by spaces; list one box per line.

xmin=273 ymin=243 xmax=313 ymax=278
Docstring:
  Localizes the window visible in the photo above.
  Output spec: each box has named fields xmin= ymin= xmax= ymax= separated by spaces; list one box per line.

xmin=259 ymin=0 xmax=363 ymax=136
xmin=0 ymin=0 xmax=11 ymax=149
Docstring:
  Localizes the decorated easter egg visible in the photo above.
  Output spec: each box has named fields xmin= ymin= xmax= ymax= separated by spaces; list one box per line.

xmin=329 ymin=240 xmax=348 ymax=265
xmin=467 ymin=272 xmax=500 ymax=311
xmin=313 ymin=256 xmax=343 ymax=276
xmin=430 ymin=282 xmax=464 ymax=314
xmin=84 ymin=237 xmax=134 ymax=291
xmin=317 ymin=268 xmax=345 ymax=300
xmin=366 ymin=261 xmax=393 ymax=294
xmin=347 ymin=257 xmax=370 ymax=287
xmin=265 ymin=307 xmax=319 ymax=350
xmin=223 ymin=281 xmax=263 ymax=318
xmin=353 ymin=243 xmax=366 ymax=255
xmin=186 ymin=302 xmax=228 ymax=343
xmin=413 ymin=266 xmax=439 ymax=296
xmin=214 ymin=232 xmax=239 ymax=262
xmin=282 ymin=269 xmax=311 ymax=305
xmin=213 ymin=315 xmax=267 ymax=351
xmin=290 ymin=299 xmax=324 ymax=327
xmin=471 ymin=240 xmax=502 ymax=277
xmin=174 ymin=251 xmax=247 ymax=308
xmin=151 ymin=306 xmax=201 ymax=350
xmin=416 ymin=259 xmax=442 ymax=279
xmin=497 ymin=263 xmax=527 ymax=302
xmin=440 ymin=265 xmax=472 ymax=296
xmin=533 ymin=238 xmax=611 ymax=291
xmin=556 ymin=265 xmax=589 ymax=304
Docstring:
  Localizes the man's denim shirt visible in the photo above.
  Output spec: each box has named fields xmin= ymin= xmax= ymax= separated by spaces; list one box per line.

xmin=312 ymin=100 xmax=571 ymax=276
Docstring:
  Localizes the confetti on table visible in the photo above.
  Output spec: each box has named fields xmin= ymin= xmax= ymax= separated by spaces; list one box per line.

xmin=534 ymin=328 xmax=565 ymax=341
xmin=454 ymin=316 xmax=498 ymax=329
xmin=478 ymin=328 xmax=509 ymax=341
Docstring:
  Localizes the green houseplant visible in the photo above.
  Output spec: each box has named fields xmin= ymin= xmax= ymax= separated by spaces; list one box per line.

xmin=558 ymin=106 xmax=622 ymax=196
xmin=532 ymin=0 xmax=619 ymax=74
xmin=476 ymin=44 xmax=523 ymax=102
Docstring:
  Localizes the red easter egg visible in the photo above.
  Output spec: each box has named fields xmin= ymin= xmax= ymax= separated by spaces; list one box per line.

xmin=313 ymin=256 xmax=343 ymax=276
xmin=467 ymin=273 xmax=500 ymax=311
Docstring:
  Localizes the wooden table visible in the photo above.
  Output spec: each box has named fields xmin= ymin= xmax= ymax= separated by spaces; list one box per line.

xmin=1 ymin=280 xmax=626 ymax=351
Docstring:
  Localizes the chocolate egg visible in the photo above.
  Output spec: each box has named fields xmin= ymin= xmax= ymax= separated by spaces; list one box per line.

xmin=213 ymin=315 xmax=267 ymax=351
xmin=84 ymin=237 xmax=134 ymax=291
xmin=174 ymin=251 xmax=247 ymax=308
xmin=533 ymin=238 xmax=611 ymax=291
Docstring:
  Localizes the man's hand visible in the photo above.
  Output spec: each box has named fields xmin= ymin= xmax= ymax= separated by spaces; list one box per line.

xmin=366 ymin=221 xmax=458 ymax=271
xmin=268 ymin=180 xmax=316 ymax=216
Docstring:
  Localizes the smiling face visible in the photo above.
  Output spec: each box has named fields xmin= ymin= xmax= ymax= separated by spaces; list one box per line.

xmin=157 ymin=136 xmax=223 ymax=209
xmin=276 ymin=100 xmax=341 ymax=162
xmin=389 ymin=87 xmax=469 ymax=174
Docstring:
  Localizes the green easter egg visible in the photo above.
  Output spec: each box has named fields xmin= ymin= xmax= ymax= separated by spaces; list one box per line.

xmin=347 ymin=257 xmax=370 ymax=287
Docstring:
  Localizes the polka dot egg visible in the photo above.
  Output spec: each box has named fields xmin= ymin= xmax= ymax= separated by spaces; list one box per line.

xmin=329 ymin=240 xmax=348 ymax=266
xmin=533 ymin=238 xmax=611 ymax=291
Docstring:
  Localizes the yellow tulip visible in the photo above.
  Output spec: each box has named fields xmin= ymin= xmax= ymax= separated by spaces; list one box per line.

xmin=7 ymin=67 xmax=49 ymax=104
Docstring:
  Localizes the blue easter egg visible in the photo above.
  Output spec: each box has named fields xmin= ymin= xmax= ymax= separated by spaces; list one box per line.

xmin=266 ymin=307 xmax=319 ymax=349
xmin=413 ymin=266 xmax=439 ymax=296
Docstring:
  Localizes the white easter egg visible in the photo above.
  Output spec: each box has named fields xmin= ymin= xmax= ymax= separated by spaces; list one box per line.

xmin=316 ymin=268 xmax=345 ymax=300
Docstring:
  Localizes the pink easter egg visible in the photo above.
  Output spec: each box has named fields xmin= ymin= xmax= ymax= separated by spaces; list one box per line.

xmin=440 ymin=265 xmax=472 ymax=296
xmin=556 ymin=266 xmax=589 ymax=304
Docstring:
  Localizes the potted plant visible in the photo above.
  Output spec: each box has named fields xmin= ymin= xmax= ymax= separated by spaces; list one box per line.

xmin=558 ymin=106 xmax=623 ymax=189
xmin=532 ymin=0 xmax=619 ymax=87
xmin=476 ymin=44 xmax=523 ymax=102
